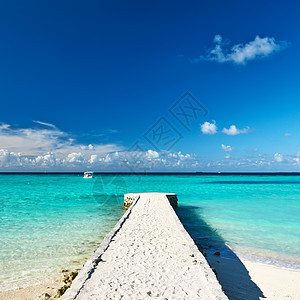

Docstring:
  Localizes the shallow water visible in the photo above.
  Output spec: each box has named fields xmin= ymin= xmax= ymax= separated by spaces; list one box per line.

xmin=0 ymin=174 xmax=299 ymax=290
xmin=0 ymin=174 xmax=124 ymax=290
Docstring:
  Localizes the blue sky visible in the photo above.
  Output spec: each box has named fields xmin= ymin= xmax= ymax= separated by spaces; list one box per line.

xmin=0 ymin=0 xmax=300 ymax=171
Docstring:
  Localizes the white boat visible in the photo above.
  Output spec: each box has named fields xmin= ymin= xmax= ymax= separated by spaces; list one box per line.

xmin=83 ymin=171 xmax=94 ymax=178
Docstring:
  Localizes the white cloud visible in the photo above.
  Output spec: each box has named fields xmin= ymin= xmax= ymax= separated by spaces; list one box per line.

xmin=102 ymin=154 xmax=111 ymax=163
xmin=0 ymin=122 xmax=121 ymax=157
xmin=89 ymin=154 xmax=98 ymax=164
xmin=0 ymin=149 xmax=21 ymax=167
xmin=292 ymin=153 xmax=300 ymax=165
xmin=0 ymin=122 xmax=67 ymax=155
xmin=1 ymin=147 xmax=292 ymax=171
xmin=0 ymin=123 xmax=10 ymax=130
xmin=0 ymin=147 xmax=199 ymax=170
xmin=80 ymin=144 xmax=95 ymax=151
xmin=35 ymin=152 xmax=57 ymax=167
xmin=33 ymin=120 xmax=56 ymax=129
xmin=201 ymin=121 xmax=217 ymax=135
xmin=5 ymin=122 xmax=300 ymax=171
xmin=118 ymin=150 xmax=198 ymax=171
xmin=213 ymin=34 xmax=222 ymax=44
xmin=64 ymin=152 xmax=84 ymax=164
xmin=221 ymin=144 xmax=233 ymax=152
xmin=146 ymin=150 xmax=159 ymax=160
xmin=196 ymin=35 xmax=287 ymax=65
xmin=222 ymin=125 xmax=249 ymax=135
xmin=0 ymin=121 xmax=125 ymax=170
xmin=274 ymin=153 xmax=283 ymax=162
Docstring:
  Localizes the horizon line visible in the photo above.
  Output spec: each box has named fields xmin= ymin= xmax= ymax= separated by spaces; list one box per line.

xmin=1 ymin=172 xmax=300 ymax=175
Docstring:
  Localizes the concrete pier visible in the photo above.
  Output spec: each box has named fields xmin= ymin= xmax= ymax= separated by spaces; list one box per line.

xmin=62 ymin=193 xmax=227 ymax=299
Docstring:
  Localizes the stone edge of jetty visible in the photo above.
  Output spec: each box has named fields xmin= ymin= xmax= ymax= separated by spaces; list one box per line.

xmin=61 ymin=194 xmax=140 ymax=300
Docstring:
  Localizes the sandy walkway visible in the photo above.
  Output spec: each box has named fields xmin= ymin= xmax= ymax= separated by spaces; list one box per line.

xmin=62 ymin=193 xmax=226 ymax=299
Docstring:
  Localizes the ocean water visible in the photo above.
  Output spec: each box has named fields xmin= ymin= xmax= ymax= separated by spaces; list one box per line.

xmin=0 ymin=174 xmax=299 ymax=290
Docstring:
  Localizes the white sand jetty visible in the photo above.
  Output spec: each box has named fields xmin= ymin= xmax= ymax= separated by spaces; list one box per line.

xmin=62 ymin=193 xmax=227 ymax=300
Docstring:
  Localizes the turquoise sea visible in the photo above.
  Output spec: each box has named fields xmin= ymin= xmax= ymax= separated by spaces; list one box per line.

xmin=0 ymin=174 xmax=300 ymax=290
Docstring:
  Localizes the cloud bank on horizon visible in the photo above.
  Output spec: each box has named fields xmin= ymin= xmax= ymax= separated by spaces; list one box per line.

xmin=0 ymin=121 xmax=299 ymax=171
xmin=0 ymin=122 xmax=198 ymax=171
xmin=193 ymin=35 xmax=287 ymax=65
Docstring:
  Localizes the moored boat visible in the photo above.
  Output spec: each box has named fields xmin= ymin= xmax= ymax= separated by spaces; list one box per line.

xmin=83 ymin=171 xmax=94 ymax=178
